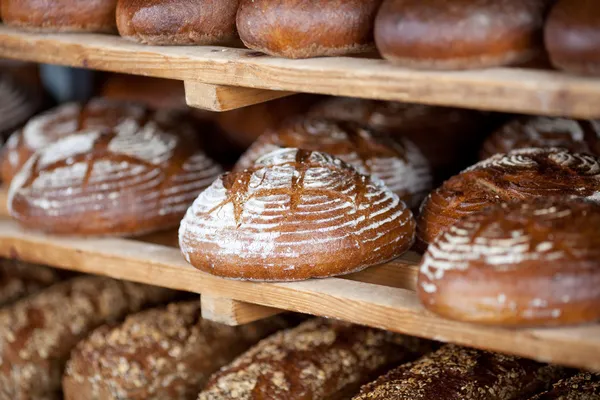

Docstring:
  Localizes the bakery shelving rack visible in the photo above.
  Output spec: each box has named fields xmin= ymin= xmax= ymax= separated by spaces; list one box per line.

xmin=1 ymin=23 xmax=600 ymax=373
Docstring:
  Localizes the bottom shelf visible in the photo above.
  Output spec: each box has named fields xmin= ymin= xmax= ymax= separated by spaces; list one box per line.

xmin=0 ymin=217 xmax=599 ymax=371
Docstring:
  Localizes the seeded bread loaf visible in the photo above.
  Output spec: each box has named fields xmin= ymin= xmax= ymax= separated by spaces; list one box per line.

xmin=529 ymin=372 xmax=600 ymax=399
xmin=0 ymin=276 xmax=175 ymax=400
xmin=197 ymin=318 xmax=432 ymax=400
xmin=63 ymin=301 xmax=292 ymax=400
xmin=0 ymin=259 xmax=61 ymax=307
xmin=353 ymin=344 xmax=566 ymax=400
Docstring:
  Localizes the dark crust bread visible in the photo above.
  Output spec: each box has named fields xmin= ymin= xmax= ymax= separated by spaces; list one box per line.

xmin=1 ymin=0 xmax=118 ymax=33
xmin=236 ymin=0 xmax=382 ymax=58
xmin=63 ymin=301 xmax=291 ymax=400
xmin=375 ymin=0 xmax=551 ymax=70
xmin=0 ymin=259 xmax=61 ymax=307
xmin=179 ymin=148 xmax=415 ymax=281
xmin=198 ymin=318 xmax=432 ymax=400
xmin=480 ymin=117 xmax=600 ymax=160
xmin=530 ymin=372 xmax=600 ymax=399
xmin=418 ymin=199 xmax=600 ymax=327
xmin=416 ymin=148 xmax=600 ymax=249
xmin=0 ymin=276 xmax=175 ymax=400
xmin=101 ymin=74 xmax=189 ymax=111
xmin=353 ymin=344 xmax=565 ymax=400
xmin=116 ymin=0 xmax=240 ymax=45
xmin=545 ymin=0 xmax=600 ymax=76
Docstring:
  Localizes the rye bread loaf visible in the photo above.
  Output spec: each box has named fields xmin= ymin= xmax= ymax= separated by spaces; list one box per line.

xmin=529 ymin=372 xmax=600 ymax=399
xmin=63 ymin=301 xmax=292 ymax=400
xmin=0 ymin=276 xmax=175 ymax=400
xmin=198 ymin=318 xmax=432 ymax=400
xmin=353 ymin=344 xmax=566 ymax=400
xmin=0 ymin=259 xmax=61 ymax=307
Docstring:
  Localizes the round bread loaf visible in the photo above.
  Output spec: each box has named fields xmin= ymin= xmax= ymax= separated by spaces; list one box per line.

xmin=0 ymin=74 xmax=40 ymax=136
xmin=530 ymin=372 xmax=600 ymax=399
xmin=198 ymin=318 xmax=432 ymax=400
xmin=374 ymin=0 xmax=550 ymax=69
xmin=63 ymin=301 xmax=291 ymax=400
xmin=7 ymin=115 xmax=222 ymax=236
xmin=0 ymin=259 xmax=61 ymax=307
xmin=308 ymin=97 xmax=491 ymax=179
xmin=480 ymin=117 xmax=600 ymax=160
xmin=179 ymin=148 xmax=415 ymax=281
xmin=0 ymin=276 xmax=175 ymax=400
xmin=419 ymin=199 xmax=600 ymax=326
xmin=236 ymin=0 xmax=382 ymax=58
xmin=116 ymin=0 xmax=240 ymax=45
xmin=353 ymin=344 xmax=565 ymax=400
xmin=1 ymin=0 xmax=118 ymax=32
xmin=235 ymin=118 xmax=432 ymax=209
xmin=545 ymin=0 xmax=600 ymax=76
xmin=417 ymin=148 xmax=600 ymax=249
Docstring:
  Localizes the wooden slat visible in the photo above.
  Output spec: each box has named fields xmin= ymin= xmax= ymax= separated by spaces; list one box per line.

xmin=1 ymin=25 xmax=600 ymax=118
xmin=201 ymin=296 xmax=282 ymax=325
xmin=184 ymin=81 xmax=293 ymax=111
xmin=0 ymin=218 xmax=599 ymax=371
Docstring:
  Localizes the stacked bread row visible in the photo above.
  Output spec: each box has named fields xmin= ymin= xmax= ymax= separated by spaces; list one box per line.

xmin=1 ymin=0 xmax=598 ymax=74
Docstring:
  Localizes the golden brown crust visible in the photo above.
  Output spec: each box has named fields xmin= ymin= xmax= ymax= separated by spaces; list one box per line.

xmin=236 ymin=0 xmax=382 ymax=58
xmin=116 ymin=0 xmax=240 ymax=45
xmin=418 ymin=199 xmax=600 ymax=326
xmin=416 ymin=148 xmax=600 ymax=248
xmin=545 ymin=0 xmax=600 ymax=76
xmin=179 ymin=148 xmax=415 ymax=281
xmin=2 ymin=0 xmax=118 ymax=33
xmin=375 ymin=0 xmax=551 ymax=70
xmin=353 ymin=344 xmax=565 ymax=400
xmin=480 ymin=117 xmax=600 ymax=160
xmin=198 ymin=318 xmax=432 ymax=400
xmin=0 ymin=259 xmax=61 ymax=307
xmin=0 ymin=276 xmax=175 ymax=400
xmin=529 ymin=372 xmax=600 ymax=399
xmin=63 ymin=301 xmax=291 ymax=400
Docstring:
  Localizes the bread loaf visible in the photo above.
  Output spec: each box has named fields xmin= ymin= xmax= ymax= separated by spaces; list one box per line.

xmin=7 ymin=104 xmax=222 ymax=236
xmin=236 ymin=0 xmax=382 ymax=58
xmin=63 ymin=301 xmax=291 ymax=400
xmin=374 ymin=0 xmax=550 ymax=69
xmin=353 ymin=344 xmax=565 ymax=400
xmin=529 ymin=372 xmax=600 ymax=399
xmin=116 ymin=0 xmax=240 ymax=45
xmin=179 ymin=148 xmax=415 ymax=281
xmin=545 ymin=0 xmax=600 ymax=76
xmin=0 ymin=276 xmax=175 ymax=400
xmin=480 ymin=117 xmax=600 ymax=160
xmin=0 ymin=259 xmax=61 ymax=307
xmin=0 ymin=74 xmax=40 ymax=136
xmin=198 ymin=318 xmax=432 ymax=400
xmin=417 ymin=148 xmax=600 ymax=249
xmin=1 ymin=0 xmax=118 ymax=32
xmin=419 ymin=199 xmax=600 ymax=326
xmin=235 ymin=117 xmax=432 ymax=209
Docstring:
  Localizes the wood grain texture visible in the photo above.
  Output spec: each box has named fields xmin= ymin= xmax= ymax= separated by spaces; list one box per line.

xmin=0 ymin=25 xmax=600 ymax=117
xmin=201 ymin=296 xmax=282 ymax=325
xmin=0 ymin=218 xmax=599 ymax=371
xmin=184 ymin=81 xmax=293 ymax=111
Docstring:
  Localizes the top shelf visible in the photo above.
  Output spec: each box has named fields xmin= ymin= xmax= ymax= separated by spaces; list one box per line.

xmin=1 ymin=24 xmax=600 ymax=117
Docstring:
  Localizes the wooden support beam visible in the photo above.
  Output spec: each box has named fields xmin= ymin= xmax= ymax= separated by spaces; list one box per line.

xmin=201 ymin=295 xmax=282 ymax=326
xmin=184 ymin=81 xmax=294 ymax=112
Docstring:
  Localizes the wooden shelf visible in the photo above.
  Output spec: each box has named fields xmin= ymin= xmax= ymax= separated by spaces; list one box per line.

xmin=1 ymin=25 xmax=600 ymax=117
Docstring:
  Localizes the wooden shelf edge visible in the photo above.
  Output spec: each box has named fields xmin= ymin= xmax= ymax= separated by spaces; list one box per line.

xmin=184 ymin=81 xmax=294 ymax=111
xmin=201 ymin=296 xmax=282 ymax=325
xmin=0 ymin=218 xmax=599 ymax=371
xmin=1 ymin=25 xmax=600 ymax=118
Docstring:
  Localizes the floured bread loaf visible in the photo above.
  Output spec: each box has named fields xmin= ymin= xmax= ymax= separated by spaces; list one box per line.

xmin=0 ymin=259 xmax=61 ymax=307
xmin=353 ymin=344 xmax=565 ymax=400
xmin=63 ymin=301 xmax=292 ymax=400
xmin=530 ymin=372 xmax=600 ymax=399
xmin=235 ymin=118 xmax=432 ymax=209
xmin=180 ymin=148 xmax=415 ymax=281
xmin=7 ymin=110 xmax=222 ymax=236
xmin=480 ymin=117 xmax=600 ymax=160
xmin=419 ymin=199 xmax=600 ymax=326
xmin=417 ymin=148 xmax=600 ymax=249
xmin=0 ymin=74 xmax=40 ymax=135
xmin=198 ymin=318 xmax=432 ymax=400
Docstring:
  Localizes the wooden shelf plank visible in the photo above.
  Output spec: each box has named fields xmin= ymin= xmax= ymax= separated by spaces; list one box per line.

xmin=0 ymin=217 xmax=599 ymax=371
xmin=184 ymin=81 xmax=293 ymax=111
xmin=1 ymin=25 xmax=600 ymax=118
xmin=201 ymin=296 xmax=282 ymax=326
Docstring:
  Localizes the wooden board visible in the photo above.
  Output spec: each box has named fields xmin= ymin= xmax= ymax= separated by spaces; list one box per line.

xmin=1 ymin=25 xmax=600 ymax=118
xmin=0 ymin=218 xmax=599 ymax=371
xmin=201 ymin=296 xmax=283 ymax=325
xmin=184 ymin=81 xmax=293 ymax=111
